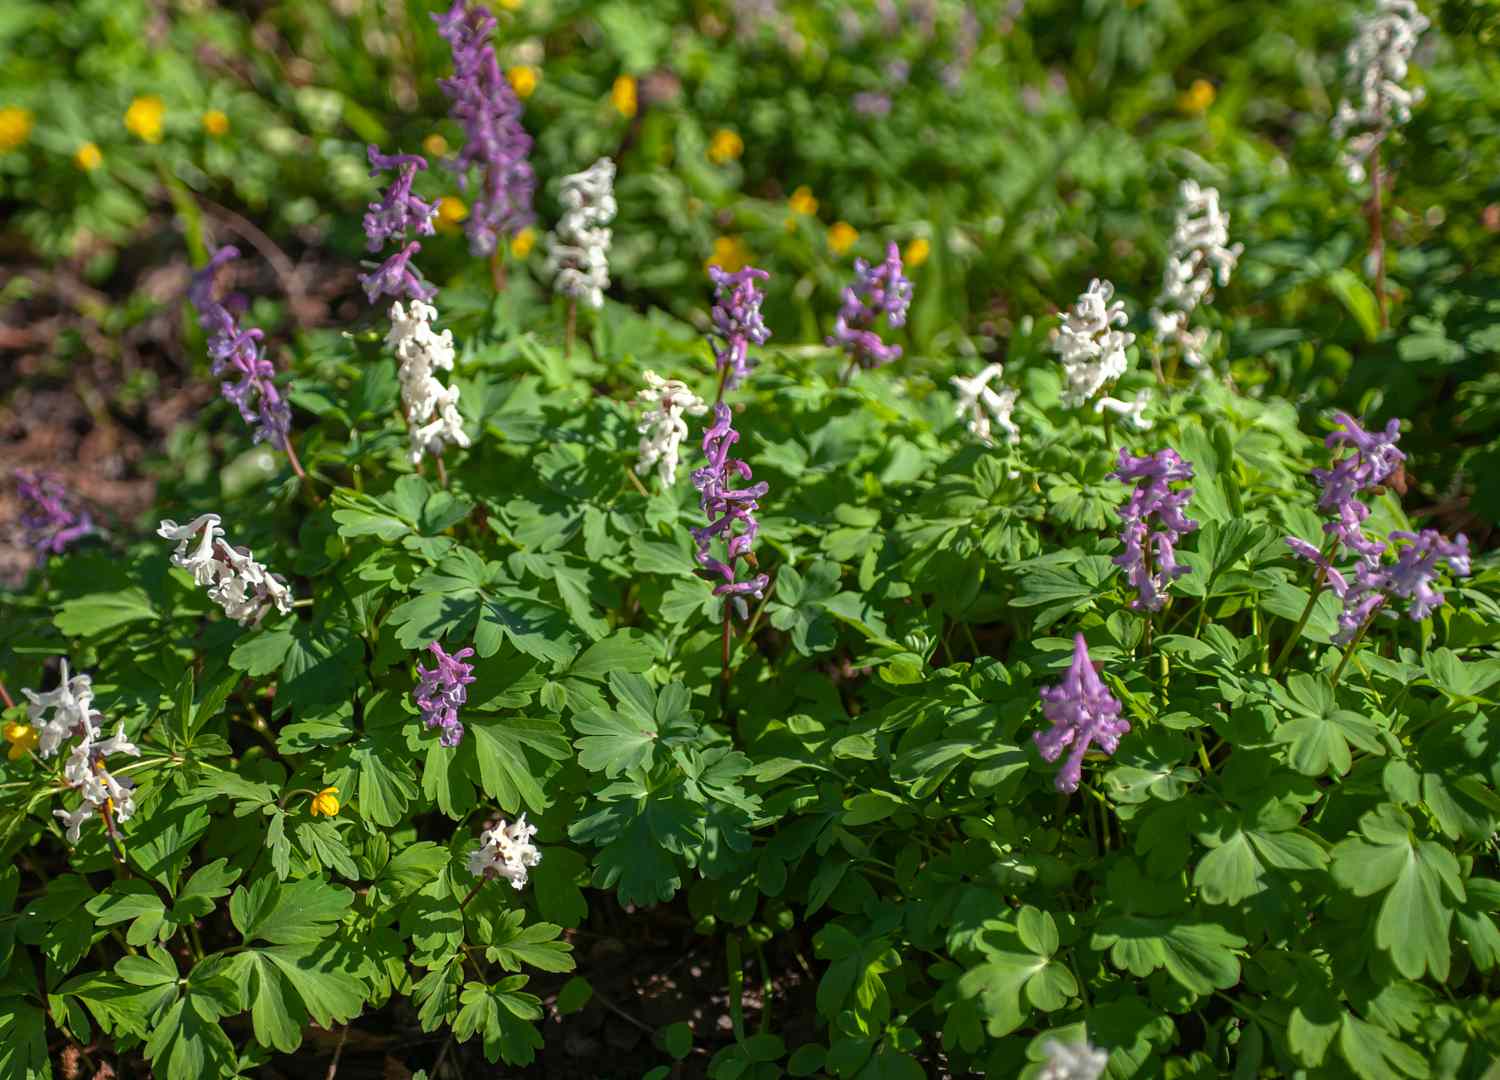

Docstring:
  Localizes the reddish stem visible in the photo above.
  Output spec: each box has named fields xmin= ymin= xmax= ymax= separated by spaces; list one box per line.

xmin=0 ymin=679 xmax=13 ymax=710
xmin=1369 ymin=140 xmax=1389 ymax=330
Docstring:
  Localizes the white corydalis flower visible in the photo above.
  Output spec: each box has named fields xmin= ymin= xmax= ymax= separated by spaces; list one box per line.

xmin=29 ymin=661 xmax=140 ymax=843
xmin=386 ymin=299 xmax=470 ymax=466
xmin=1094 ymin=389 xmax=1154 ymax=432
xmin=158 ymin=513 xmax=293 ymax=626
xmin=545 ymin=157 xmax=617 ymax=310
xmin=950 ymin=363 xmax=1020 ymax=447
xmin=1039 ymin=1038 xmax=1109 ymax=1080
xmin=468 ymin=813 xmax=543 ymax=890
xmin=22 ymin=658 xmax=100 ymax=758
xmin=1052 ymin=279 xmax=1135 ymax=409
xmin=1151 ymin=181 xmax=1242 ymax=371
xmin=1332 ymin=0 xmax=1430 ymax=184
xmin=635 ymin=371 xmax=708 ymax=486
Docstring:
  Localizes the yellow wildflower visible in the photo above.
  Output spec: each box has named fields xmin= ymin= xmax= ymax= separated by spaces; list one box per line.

xmin=508 ymin=66 xmax=538 ymax=99
xmin=828 ymin=221 xmax=858 ymax=256
xmin=787 ymin=186 xmax=818 ymax=217
xmin=0 ymin=107 xmax=33 ymax=152
xmin=498 ymin=0 xmax=521 ymax=8
xmin=3 ymin=721 xmax=38 ymax=761
xmin=202 ymin=110 xmax=229 ymax=137
xmin=903 ymin=236 xmax=931 ymax=268
xmin=611 ymin=75 xmax=638 ymax=119
xmin=708 ymin=129 xmax=744 ymax=165
xmin=438 ymin=196 xmax=469 ymax=229
xmin=310 ymin=786 xmax=340 ymax=817
xmin=1178 ymin=79 xmax=1215 ymax=115
xmin=708 ymin=235 xmax=750 ymax=273
xmin=74 ymin=142 xmax=103 ymax=172
xmin=423 ymin=133 xmax=449 ymax=158
xmin=511 ymin=226 xmax=537 ymax=258
xmin=124 ymin=95 xmax=165 ymax=144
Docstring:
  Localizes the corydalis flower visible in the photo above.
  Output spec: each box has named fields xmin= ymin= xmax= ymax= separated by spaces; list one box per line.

xmin=386 ymin=300 xmax=470 ymax=464
xmin=1111 ymin=448 xmax=1198 ymax=612
xmin=433 ymin=0 xmax=536 ymax=255
xmin=468 ymin=813 xmax=541 ymax=889
xmin=15 ymin=470 xmax=93 ymax=557
xmin=26 ymin=660 xmax=140 ymax=843
xmin=1035 ymin=634 xmax=1129 ymax=793
xmin=829 ymin=242 xmax=912 ymax=370
xmin=545 ymin=157 xmax=616 ymax=310
xmin=359 ymin=240 xmax=436 ymax=306
xmin=691 ymin=403 xmax=770 ymax=619
xmin=1039 ymin=1037 xmax=1109 ymax=1080
xmin=189 ymin=246 xmax=292 ymax=448
xmin=415 ymin=642 xmax=476 ymax=748
xmin=635 ymin=371 xmax=709 ymax=486
xmin=1331 ymin=0 xmax=1430 ymax=184
xmin=1094 ymin=389 xmax=1154 ymax=432
xmin=1310 ymin=411 xmax=1403 ymax=557
xmin=708 ymin=265 xmax=771 ymax=392
xmin=950 ymin=363 xmax=1019 ymax=447
xmin=363 ymin=146 xmax=437 ymax=252
xmin=157 ymin=513 xmax=293 ymax=626
xmin=1054 ymin=279 xmax=1135 ymax=408
xmin=1150 ymin=181 xmax=1241 ymax=371
xmin=1318 ymin=529 xmax=1469 ymax=644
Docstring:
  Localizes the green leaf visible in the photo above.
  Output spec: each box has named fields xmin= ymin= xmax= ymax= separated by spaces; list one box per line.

xmin=453 ymin=979 xmax=545 ymax=1065
xmin=54 ymin=587 xmax=157 ymax=638
xmin=230 ymin=877 xmax=353 ymax=946
xmin=0 ymin=998 xmax=50 ymax=1080
xmin=469 ymin=716 xmax=570 ymax=814
xmin=566 ymin=629 xmax=657 ymax=680
xmin=230 ymin=942 xmax=367 ymax=1053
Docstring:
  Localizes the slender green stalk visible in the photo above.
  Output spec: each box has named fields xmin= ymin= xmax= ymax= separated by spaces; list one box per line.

xmin=726 ymin=933 xmax=747 ymax=1042
xmin=1271 ymin=540 xmax=1339 ymax=675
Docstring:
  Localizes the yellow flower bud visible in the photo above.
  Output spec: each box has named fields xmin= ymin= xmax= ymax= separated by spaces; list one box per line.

xmin=3 ymin=721 xmax=38 ymax=761
xmin=511 ymin=226 xmax=537 ymax=258
xmin=310 ymin=786 xmax=340 ymax=817
xmin=438 ymin=196 xmax=468 ymax=228
xmin=787 ymin=185 xmax=818 ymax=217
xmin=202 ymin=110 xmax=229 ymax=137
xmin=508 ymin=66 xmax=539 ymax=99
xmin=74 ymin=142 xmax=103 ymax=172
xmin=903 ymin=236 xmax=931 ymax=268
xmin=611 ymin=75 xmax=638 ymax=119
xmin=707 ymin=235 xmax=750 ymax=273
xmin=827 ymin=221 xmax=858 ymax=256
xmin=1178 ymin=79 xmax=1216 ymax=115
xmin=0 ymin=107 xmax=34 ymax=152
xmin=423 ymin=133 xmax=449 ymax=158
xmin=124 ymin=95 xmax=166 ymax=144
xmin=708 ymin=128 xmax=744 ymax=165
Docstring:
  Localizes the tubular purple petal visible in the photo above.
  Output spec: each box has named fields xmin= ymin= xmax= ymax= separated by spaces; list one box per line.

xmin=1034 ymin=634 xmax=1129 ymax=793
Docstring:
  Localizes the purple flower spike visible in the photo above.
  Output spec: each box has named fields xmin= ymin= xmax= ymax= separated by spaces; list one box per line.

xmin=1035 ymin=634 xmax=1129 ymax=793
xmin=690 ymin=403 xmax=771 ymax=619
xmin=1311 ymin=412 xmax=1404 ymax=554
xmin=828 ymin=242 xmax=912 ymax=371
xmin=359 ymin=241 xmax=436 ymax=305
xmin=1387 ymin=529 xmax=1470 ymax=621
xmin=708 ymin=265 xmax=771 ymax=391
xmin=188 ymin=246 xmax=292 ymax=449
xmin=1109 ymin=448 xmax=1199 ymax=611
xmin=433 ymin=0 xmax=536 ymax=256
xmin=15 ymin=470 xmax=93 ymax=558
xmin=364 ymin=145 xmax=437 ymax=252
xmin=414 ymin=642 xmax=477 ymax=748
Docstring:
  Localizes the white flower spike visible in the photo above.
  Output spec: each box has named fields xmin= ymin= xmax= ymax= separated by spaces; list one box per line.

xmin=1151 ymin=181 xmax=1242 ymax=371
xmin=950 ymin=363 xmax=1020 ymax=447
xmin=386 ymin=299 xmax=471 ymax=466
xmin=1094 ymin=389 xmax=1154 ymax=432
xmin=635 ymin=371 xmax=709 ymax=486
xmin=1332 ymin=0 xmax=1430 ymax=184
xmin=22 ymin=658 xmax=100 ymax=758
xmin=468 ymin=813 xmax=543 ymax=890
xmin=545 ymin=157 xmax=617 ymax=310
xmin=1052 ymin=279 xmax=1135 ymax=409
xmin=158 ymin=514 xmax=293 ymax=626
xmin=28 ymin=660 xmax=140 ymax=844
xmin=1039 ymin=1037 xmax=1109 ymax=1080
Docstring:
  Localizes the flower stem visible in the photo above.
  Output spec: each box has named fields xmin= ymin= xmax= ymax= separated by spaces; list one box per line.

xmin=1271 ymin=542 xmax=1337 ymax=676
xmin=720 ymin=608 xmax=733 ymax=716
xmin=457 ymin=878 xmax=485 ymax=912
xmin=489 ymin=248 xmax=507 ymax=295
xmin=0 ymin=679 xmax=13 ymax=710
xmin=1369 ymin=139 xmax=1389 ymax=330
xmin=1331 ymin=607 xmax=1381 ymax=687
xmin=565 ymin=298 xmax=577 ymax=358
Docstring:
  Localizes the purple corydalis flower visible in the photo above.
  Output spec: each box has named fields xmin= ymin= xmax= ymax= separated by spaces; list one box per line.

xmin=1388 ymin=529 xmax=1469 ymax=620
xmin=1110 ymin=448 xmax=1199 ymax=612
xmin=691 ymin=403 xmax=771 ymax=619
xmin=189 ymin=246 xmax=291 ymax=449
xmin=853 ymin=91 xmax=892 ymax=118
xmin=414 ymin=642 xmax=476 ymax=748
xmin=364 ymin=146 xmax=437 ymax=252
xmin=708 ymin=265 xmax=771 ymax=391
xmin=1035 ymin=634 xmax=1129 ymax=793
xmin=359 ymin=241 xmax=436 ymax=305
xmin=15 ymin=470 xmax=93 ymax=557
xmin=1311 ymin=411 xmax=1404 ymax=554
xmin=433 ymin=0 xmax=536 ymax=256
xmin=828 ymin=242 xmax=912 ymax=370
